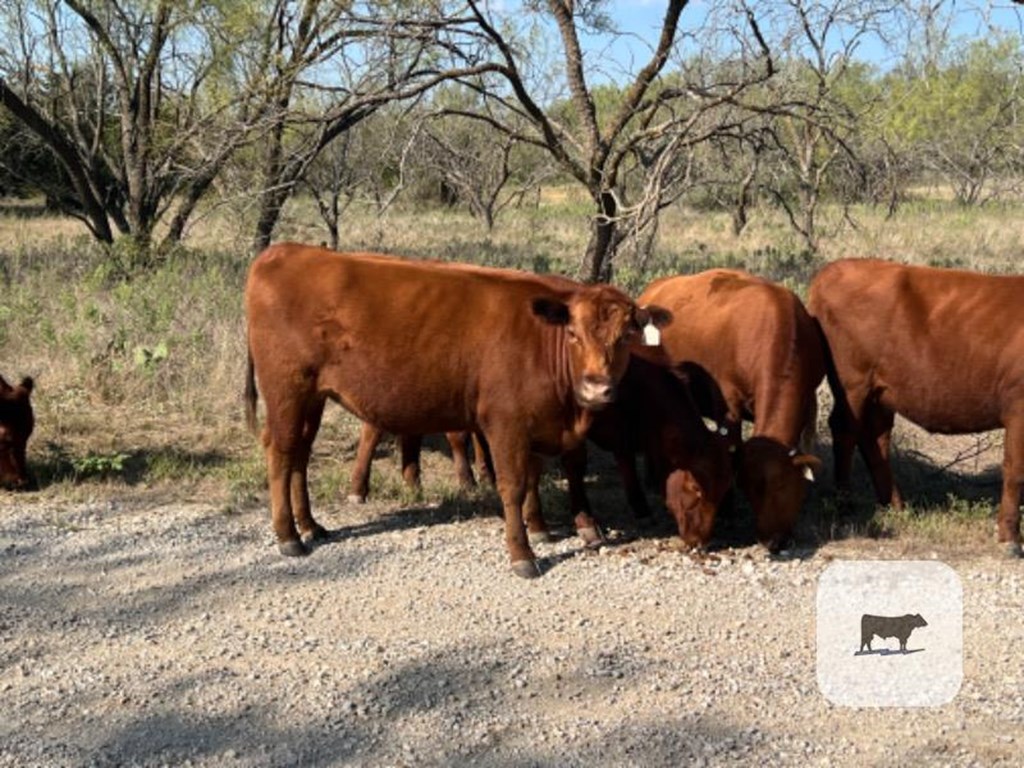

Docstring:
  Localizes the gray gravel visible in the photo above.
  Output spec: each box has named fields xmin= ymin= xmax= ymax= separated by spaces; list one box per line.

xmin=1 ymin=496 xmax=1021 ymax=767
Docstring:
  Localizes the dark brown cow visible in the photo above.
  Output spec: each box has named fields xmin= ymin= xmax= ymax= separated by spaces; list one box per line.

xmin=244 ymin=243 xmax=666 ymax=578
xmin=561 ymin=345 xmax=733 ymax=548
xmin=0 ymin=374 xmax=34 ymax=490
xmin=638 ymin=270 xmax=824 ymax=550
xmin=808 ymin=258 xmax=1024 ymax=555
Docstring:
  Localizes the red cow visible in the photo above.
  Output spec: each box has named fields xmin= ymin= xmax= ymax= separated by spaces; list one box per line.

xmin=244 ymin=244 xmax=667 ymax=578
xmin=638 ymin=270 xmax=824 ymax=551
xmin=808 ymin=258 xmax=1024 ymax=555
xmin=0 ymin=374 xmax=34 ymax=490
xmin=561 ymin=346 xmax=734 ymax=548
xmin=348 ymin=348 xmax=732 ymax=549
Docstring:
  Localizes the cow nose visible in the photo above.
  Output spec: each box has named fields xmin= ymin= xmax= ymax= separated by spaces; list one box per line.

xmin=579 ymin=376 xmax=615 ymax=406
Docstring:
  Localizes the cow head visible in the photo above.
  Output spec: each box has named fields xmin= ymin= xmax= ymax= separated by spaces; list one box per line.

xmin=911 ymin=613 xmax=928 ymax=628
xmin=0 ymin=375 xmax=35 ymax=490
xmin=532 ymin=286 xmax=670 ymax=410
xmin=738 ymin=436 xmax=822 ymax=552
xmin=664 ymin=432 xmax=733 ymax=549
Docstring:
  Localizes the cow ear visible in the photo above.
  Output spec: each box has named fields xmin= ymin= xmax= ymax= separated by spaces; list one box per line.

xmin=0 ymin=375 xmax=10 ymax=393
xmin=532 ymin=297 xmax=570 ymax=326
xmin=19 ymin=376 xmax=33 ymax=395
xmin=638 ymin=304 xmax=672 ymax=329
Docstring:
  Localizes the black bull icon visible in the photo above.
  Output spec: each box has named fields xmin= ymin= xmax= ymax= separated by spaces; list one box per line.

xmin=860 ymin=613 xmax=928 ymax=653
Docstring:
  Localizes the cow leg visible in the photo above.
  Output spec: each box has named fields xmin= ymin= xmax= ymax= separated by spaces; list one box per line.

xmin=827 ymin=393 xmax=859 ymax=497
xmin=473 ymin=432 xmax=497 ymax=487
xmin=523 ymin=453 xmax=550 ymax=545
xmin=485 ymin=431 xmax=539 ymax=578
xmin=613 ymin=446 xmax=653 ymax=525
xmin=445 ymin=431 xmax=477 ymax=490
xmin=290 ymin=399 xmax=328 ymax=543
xmin=399 ymin=434 xmax=423 ymax=493
xmin=348 ymin=422 xmax=382 ymax=503
xmin=860 ymin=401 xmax=902 ymax=508
xmin=265 ymin=440 xmax=304 ymax=555
xmin=562 ymin=443 xmax=591 ymax=526
xmin=560 ymin=444 xmax=604 ymax=546
xmin=263 ymin=393 xmax=317 ymax=556
xmin=997 ymin=419 xmax=1024 ymax=556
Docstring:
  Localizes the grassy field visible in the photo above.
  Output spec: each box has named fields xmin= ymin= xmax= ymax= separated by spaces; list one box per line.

xmin=0 ymin=193 xmax=1018 ymax=551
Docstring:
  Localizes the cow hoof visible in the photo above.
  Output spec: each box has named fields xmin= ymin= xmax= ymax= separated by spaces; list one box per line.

xmin=346 ymin=494 xmax=366 ymax=505
xmin=511 ymin=559 xmax=542 ymax=579
xmin=278 ymin=540 xmax=309 ymax=557
xmin=578 ymin=526 xmax=604 ymax=548
xmin=528 ymin=530 xmax=551 ymax=546
xmin=1003 ymin=542 xmax=1023 ymax=559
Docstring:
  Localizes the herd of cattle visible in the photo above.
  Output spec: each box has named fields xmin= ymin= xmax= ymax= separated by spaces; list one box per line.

xmin=2 ymin=243 xmax=1021 ymax=578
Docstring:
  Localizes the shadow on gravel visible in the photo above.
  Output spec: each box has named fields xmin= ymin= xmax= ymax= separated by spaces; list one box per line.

xmin=317 ymin=494 xmax=503 ymax=546
xmin=853 ymin=648 xmax=925 ymax=657
xmin=68 ymin=644 xmax=785 ymax=767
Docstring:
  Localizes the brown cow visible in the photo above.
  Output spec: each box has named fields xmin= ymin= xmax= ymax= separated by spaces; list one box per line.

xmin=561 ymin=345 xmax=734 ymax=548
xmin=244 ymin=243 xmax=667 ymax=578
xmin=351 ymin=348 xmax=732 ymax=548
xmin=808 ymin=258 xmax=1024 ymax=555
xmin=638 ymin=270 xmax=824 ymax=550
xmin=0 ymin=374 xmax=34 ymax=490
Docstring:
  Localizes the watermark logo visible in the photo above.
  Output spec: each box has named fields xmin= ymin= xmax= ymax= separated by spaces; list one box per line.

xmin=816 ymin=560 xmax=962 ymax=707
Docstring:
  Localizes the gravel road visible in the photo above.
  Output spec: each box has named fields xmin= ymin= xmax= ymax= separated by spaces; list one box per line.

xmin=1 ymin=494 xmax=1021 ymax=767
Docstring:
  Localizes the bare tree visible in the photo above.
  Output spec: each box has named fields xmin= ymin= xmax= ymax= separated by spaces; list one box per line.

xmin=0 ymin=0 xmax=254 ymax=256
xmin=246 ymin=1 xmax=502 ymax=254
xmin=754 ymin=0 xmax=897 ymax=252
xmin=451 ymin=0 xmax=776 ymax=281
xmin=418 ymin=103 xmax=554 ymax=231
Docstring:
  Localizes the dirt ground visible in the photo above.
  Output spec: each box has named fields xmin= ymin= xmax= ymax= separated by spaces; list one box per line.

xmin=1 ymin=473 xmax=1022 ymax=767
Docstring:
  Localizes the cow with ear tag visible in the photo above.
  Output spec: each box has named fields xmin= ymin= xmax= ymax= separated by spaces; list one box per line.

xmin=245 ymin=244 xmax=670 ymax=578
xmin=638 ymin=270 xmax=825 ymax=552
xmin=0 ymin=374 xmax=35 ymax=490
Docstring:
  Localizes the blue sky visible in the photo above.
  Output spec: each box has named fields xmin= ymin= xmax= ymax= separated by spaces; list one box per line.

xmin=590 ymin=1 xmax=1024 ymax=74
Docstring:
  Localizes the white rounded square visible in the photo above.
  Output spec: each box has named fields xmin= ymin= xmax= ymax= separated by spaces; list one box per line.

xmin=816 ymin=560 xmax=962 ymax=707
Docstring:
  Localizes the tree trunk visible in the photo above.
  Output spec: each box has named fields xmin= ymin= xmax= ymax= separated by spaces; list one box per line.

xmin=583 ymin=190 xmax=618 ymax=283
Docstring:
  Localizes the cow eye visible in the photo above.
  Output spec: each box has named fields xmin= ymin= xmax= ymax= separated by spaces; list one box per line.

xmin=565 ymin=328 xmax=580 ymax=344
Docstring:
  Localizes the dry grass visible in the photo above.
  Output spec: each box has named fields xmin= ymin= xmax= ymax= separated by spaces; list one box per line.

xmin=0 ymin=191 xmax=1019 ymax=549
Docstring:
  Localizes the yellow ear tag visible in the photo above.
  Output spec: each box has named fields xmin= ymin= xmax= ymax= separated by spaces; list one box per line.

xmin=643 ymin=322 xmax=660 ymax=346
xmin=803 ymin=465 xmax=816 ymax=482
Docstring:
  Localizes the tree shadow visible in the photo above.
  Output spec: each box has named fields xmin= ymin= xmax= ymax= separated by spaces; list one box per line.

xmin=798 ymin=440 xmax=1003 ymax=547
xmin=28 ymin=441 xmax=233 ymax=488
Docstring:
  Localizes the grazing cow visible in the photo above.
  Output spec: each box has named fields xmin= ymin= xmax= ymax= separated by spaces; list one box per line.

xmin=0 ymin=374 xmax=34 ymax=490
xmin=860 ymin=613 xmax=927 ymax=653
xmin=808 ymin=259 xmax=1024 ymax=555
xmin=561 ymin=346 xmax=734 ymax=548
xmin=347 ymin=425 xmax=493 ymax=503
xmin=244 ymin=243 xmax=667 ymax=578
xmin=637 ymin=270 xmax=824 ymax=550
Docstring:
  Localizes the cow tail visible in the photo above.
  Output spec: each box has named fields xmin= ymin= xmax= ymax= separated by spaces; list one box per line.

xmin=812 ymin=316 xmax=848 ymax=434
xmin=799 ymin=395 xmax=819 ymax=456
xmin=244 ymin=345 xmax=259 ymax=435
